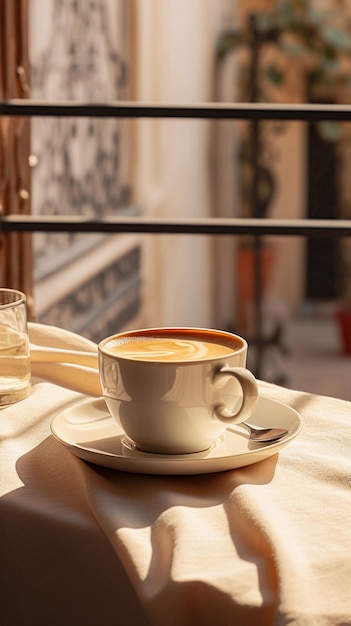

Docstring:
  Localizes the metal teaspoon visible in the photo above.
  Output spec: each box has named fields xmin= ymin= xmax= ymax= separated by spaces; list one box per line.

xmin=240 ymin=422 xmax=290 ymax=443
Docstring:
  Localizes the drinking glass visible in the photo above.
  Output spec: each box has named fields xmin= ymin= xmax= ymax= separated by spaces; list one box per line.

xmin=0 ymin=289 xmax=31 ymax=406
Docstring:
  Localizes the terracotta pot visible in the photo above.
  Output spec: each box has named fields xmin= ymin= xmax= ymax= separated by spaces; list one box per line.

xmin=335 ymin=309 xmax=351 ymax=355
xmin=236 ymin=244 xmax=275 ymax=334
xmin=237 ymin=245 xmax=275 ymax=302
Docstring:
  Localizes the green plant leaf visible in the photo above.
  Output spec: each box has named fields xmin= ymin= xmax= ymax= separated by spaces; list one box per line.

xmin=216 ymin=30 xmax=244 ymax=60
xmin=277 ymin=0 xmax=309 ymax=28
xmin=255 ymin=13 xmax=275 ymax=35
xmin=279 ymin=39 xmax=310 ymax=57
xmin=308 ymin=8 xmax=324 ymax=28
xmin=316 ymin=121 xmax=343 ymax=142
xmin=277 ymin=0 xmax=295 ymax=27
xmin=265 ymin=65 xmax=284 ymax=85
xmin=321 ymin=27 xmax=351 ymax=51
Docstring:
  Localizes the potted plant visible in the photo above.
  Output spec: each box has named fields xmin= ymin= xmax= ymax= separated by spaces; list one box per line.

xmin=216 ymin=0 xmax=351 ymax=349
xmin=217 ymin=1 xmax=351 ymax=107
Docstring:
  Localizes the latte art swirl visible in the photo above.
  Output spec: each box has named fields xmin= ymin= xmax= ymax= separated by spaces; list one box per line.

xmin=106 ymin=335 xmax=236 ymax=361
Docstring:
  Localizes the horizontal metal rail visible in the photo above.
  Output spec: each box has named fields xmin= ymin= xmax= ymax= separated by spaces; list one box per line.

xmin=2 ymin=215 xmax=351 ymax=236
xmin=3 ymin=99 xmax=351 ymax=121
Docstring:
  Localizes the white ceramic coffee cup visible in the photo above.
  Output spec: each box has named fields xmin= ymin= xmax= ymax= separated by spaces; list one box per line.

xmin=98 ymin=327 xmax=258 ymax=454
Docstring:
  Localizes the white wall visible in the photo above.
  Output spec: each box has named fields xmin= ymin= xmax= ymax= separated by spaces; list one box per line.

xmin=135 ymin=0 xmax=233 ymax=328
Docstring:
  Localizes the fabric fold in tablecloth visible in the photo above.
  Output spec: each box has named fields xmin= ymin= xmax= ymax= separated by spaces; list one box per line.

xmin=1 ymin=322 xmax=351 ymax=626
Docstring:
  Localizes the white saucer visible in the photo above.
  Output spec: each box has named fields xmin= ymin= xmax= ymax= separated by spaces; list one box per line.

xmin=50 ymin=396 xmax=302 ymax=475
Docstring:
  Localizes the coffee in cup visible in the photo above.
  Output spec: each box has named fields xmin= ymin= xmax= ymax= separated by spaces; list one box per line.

xmin=98 ymin=327 xmax=258 ymax=454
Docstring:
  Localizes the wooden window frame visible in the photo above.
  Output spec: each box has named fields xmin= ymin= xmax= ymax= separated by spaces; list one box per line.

xmin=0 ymin=0 xmax=32 ymax=314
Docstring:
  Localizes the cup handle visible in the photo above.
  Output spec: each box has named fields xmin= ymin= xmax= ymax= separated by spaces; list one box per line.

xmin=213 ymin=366 xmax=258 ymax=424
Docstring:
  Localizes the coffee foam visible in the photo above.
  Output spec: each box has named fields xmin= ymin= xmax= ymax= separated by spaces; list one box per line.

xmin=104 ymin=330 xmax=241 ymax=362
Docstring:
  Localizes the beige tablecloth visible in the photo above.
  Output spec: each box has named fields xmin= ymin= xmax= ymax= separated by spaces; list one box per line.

xmin=1 ymin=323 xmax=351 ymax=626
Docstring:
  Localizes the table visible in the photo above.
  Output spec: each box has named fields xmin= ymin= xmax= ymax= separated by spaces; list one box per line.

xmin=1 ymin=323 xmax=351 ymax=626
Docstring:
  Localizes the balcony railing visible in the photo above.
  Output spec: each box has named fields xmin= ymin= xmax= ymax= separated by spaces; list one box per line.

xmin=1 ymin=99 xmax=351 ymax=376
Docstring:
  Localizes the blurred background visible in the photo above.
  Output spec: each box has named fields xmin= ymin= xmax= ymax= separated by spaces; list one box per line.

xmin=1 ymin=0 xmax=351 ymax=399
